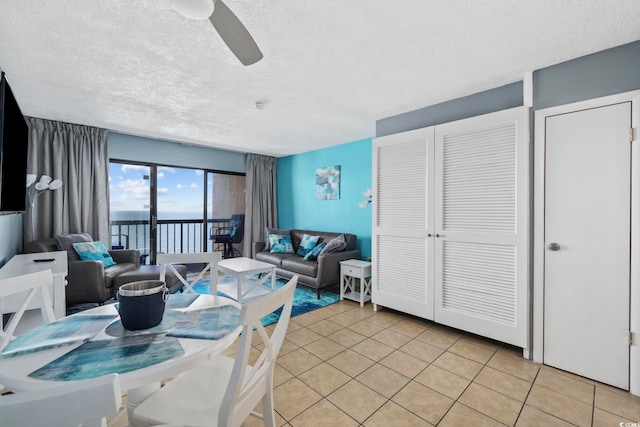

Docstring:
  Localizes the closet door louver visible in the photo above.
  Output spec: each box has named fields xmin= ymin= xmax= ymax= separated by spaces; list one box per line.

xmin=434 ymin=107 xmax=528 ymax=347
xmin=372 ymin=127 xmax=435 ymax=319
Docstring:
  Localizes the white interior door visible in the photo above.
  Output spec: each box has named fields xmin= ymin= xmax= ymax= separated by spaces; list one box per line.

xmin=544 ymin=102 xmax=631 ymax=389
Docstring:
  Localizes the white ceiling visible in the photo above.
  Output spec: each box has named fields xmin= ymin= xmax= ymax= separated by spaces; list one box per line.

xmin=1 ymin=1 xmax=639 ymax=158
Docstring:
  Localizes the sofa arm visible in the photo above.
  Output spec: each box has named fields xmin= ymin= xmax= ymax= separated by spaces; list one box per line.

xmin=253 ymin=241 xmax=266 ymax=257
xmin=66 ymin=260 xmax=111 ymax=305
xmin=109 ymin=249 xmax=140 ymax=267
xmin=316 ymin=249 xmax=362 ymax=286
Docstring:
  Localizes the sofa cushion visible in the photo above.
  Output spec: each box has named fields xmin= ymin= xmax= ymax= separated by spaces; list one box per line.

xmin=255 ymin=251 xmax=286 ymax=267
xmin=296 ymin=234 xmax=320 ymax=257
xmin=54 ymin=233 xmax=93 ymax=261
xmin=281 ymin=258 xmax=319 ymax=277
xmin=320 ymin=234 xmax=347 ymax=255
xmin=303 ymin=242 xmax=326 ymax=261
xmin=268 ymin=234 xmax=295 ymax=254
xmin=72 ymin=241 xmax=116 ymax=267
xmin=264 ymin=227 xmax=290 ymax=251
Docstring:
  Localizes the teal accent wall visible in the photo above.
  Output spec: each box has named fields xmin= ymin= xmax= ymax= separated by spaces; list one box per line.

xmin=277 ymin=138 xmax=372 ymax=259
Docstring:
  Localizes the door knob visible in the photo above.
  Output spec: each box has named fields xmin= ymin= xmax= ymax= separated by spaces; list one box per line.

xmin=548 ymin=242 xmax=561 ymax=251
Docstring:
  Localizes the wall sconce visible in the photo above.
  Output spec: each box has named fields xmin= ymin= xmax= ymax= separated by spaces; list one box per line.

xmin=26 ymin=174 xmax=63 ymax=239
xmin=358 ymin=188 xmax=372 ymax=208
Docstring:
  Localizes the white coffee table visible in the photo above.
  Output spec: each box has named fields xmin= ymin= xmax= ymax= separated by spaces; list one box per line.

xmin=217 ymin=257 xmax=276 ymax=302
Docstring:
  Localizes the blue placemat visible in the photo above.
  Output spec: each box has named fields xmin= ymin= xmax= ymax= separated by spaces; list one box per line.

xmin=167 ymin=305 xmax=240 ymax=340
xmin=166 ymin=293 xmax=200 ymax=309
xmin=28 ymin=334 xmax=184 ymax=381
xmin=2 ymin=314 xmax=118 ymax=359
xmin=104 ymin=309 xmax=182 ymax=337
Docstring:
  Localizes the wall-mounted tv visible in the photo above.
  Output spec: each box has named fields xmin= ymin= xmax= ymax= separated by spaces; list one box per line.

xmin=0 ymin=72 xmax=29 ymax=212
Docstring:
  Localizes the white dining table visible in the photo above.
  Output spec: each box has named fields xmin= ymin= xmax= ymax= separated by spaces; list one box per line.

xmin=0 ymin=293 xmax=242 ymax=426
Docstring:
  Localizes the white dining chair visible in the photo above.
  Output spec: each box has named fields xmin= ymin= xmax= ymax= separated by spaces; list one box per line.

xmin=133 ymin=275 xmax=298 ymax=427
xmin=0 ymin=269 xmax=56 ymax=352
xmin=0 ymin=373 xmax=122 ymax=427
xmin=157 ymin=252 xmax=222 ymax=295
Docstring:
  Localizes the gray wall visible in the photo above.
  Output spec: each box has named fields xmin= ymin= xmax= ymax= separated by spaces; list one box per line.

xmin=0 ymin=212 xmax=23 ymax=267
xmin=109 ymin=132 xmax=246 ymax=173
xmin=376 ymin=82 xmax=524 ymax=137
xmin=534 ymin=40 xmax=640 ymax=110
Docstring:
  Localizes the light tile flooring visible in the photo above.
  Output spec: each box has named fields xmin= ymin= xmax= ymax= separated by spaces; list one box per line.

xmin=113 ymin=299 xmax=640 ymax=427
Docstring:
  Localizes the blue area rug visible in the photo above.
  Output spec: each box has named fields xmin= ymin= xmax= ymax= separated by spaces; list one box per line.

xmin=191 ymin=275 xmax=341 ymax=326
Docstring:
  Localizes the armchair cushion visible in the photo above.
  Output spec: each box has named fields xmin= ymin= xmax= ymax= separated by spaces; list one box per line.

xmin=25 ymin=235 xmax=141 ymax=306
xmin=72 ymin=241 xmax=116 ymax=268
xmin=54 ymin=233 xmax=92 ymax=262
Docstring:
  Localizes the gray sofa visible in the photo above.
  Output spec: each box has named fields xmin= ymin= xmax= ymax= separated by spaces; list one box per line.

xmin=25 ymin=235 xmax=187 ymax=307
xmin=253 ymin=229 xmax=361 ymax=298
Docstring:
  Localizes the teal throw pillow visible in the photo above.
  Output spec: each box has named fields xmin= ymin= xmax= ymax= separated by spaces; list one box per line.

xmin=303 ymin=242 xmax=327 ymax=261
xmin=268 ymin=234 xmax=295 ymax=254
xmin=264 ymin=227 xmax=290 ymax=251
xmin=72 ymin=241 xmax=116 ymax=268
xmin=296 ymin=234 xmax=320 ymax=257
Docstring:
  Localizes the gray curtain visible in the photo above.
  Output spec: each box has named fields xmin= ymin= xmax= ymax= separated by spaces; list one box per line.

xmin=243 ymin=154 xmax=278 ymax=257
xmin=24 ymin=117 xmax=110 ymax=246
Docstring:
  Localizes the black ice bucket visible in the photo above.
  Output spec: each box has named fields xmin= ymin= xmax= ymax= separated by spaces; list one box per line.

xmin=118 ymin=280 xmax=168 ymax=330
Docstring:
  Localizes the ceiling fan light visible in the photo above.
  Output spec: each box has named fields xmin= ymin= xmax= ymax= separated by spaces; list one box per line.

xmin=170 ymin=0 xmax=215 ymax=20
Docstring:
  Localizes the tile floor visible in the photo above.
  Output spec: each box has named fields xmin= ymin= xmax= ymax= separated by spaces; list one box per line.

xmin=112 ymin=299 xmax=640 ymax=427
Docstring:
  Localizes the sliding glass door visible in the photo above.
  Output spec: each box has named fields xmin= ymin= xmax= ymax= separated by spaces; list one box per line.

xmin=156 ymin=166 xmax=206 ymax=254
xmin=109 ymin=161 xmax=245 ymax=262
xmin=108 ymin=162 xmax=154 ymax=264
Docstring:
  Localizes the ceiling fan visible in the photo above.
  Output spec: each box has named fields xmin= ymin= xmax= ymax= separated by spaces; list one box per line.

xmin=170 ymin=0 xmax=263 ymax=66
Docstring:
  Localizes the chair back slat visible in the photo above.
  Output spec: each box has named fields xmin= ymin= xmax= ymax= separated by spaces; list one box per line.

xmin=0 ymin=270 xmax=55 ymax=351
xmin=220 ymin=275 xmax=297 ymax=427
xmin=157 ymin=252 xmax=222 ymax=294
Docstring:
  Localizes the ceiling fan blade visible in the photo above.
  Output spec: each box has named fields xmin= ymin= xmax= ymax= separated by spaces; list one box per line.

xmin=210 ymin=0 xmax=263 ymax=66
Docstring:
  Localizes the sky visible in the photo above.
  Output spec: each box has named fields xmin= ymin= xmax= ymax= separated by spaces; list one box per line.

xmin=109 ymin=163 xmax=208 ymax=216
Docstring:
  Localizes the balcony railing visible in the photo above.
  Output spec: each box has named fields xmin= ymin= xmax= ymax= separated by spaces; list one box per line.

xmin=110 ymin=218 xmax=230 ymax=264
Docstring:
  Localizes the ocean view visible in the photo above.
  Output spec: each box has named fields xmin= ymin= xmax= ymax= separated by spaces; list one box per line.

xmin=110 ymin=210 xmax=216 ymax=257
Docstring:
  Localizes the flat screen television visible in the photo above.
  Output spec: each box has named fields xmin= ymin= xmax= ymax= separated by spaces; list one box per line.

xmin=0 ymin=72 xmax=29 ymax=212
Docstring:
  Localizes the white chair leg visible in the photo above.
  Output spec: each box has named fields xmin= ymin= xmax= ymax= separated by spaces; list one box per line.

xmin=262 ymin=381 xmax=276 ymax=427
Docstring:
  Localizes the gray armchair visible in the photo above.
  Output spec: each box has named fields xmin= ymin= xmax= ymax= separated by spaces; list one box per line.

xmin=24 ymin=233 xmax=140 ymax=306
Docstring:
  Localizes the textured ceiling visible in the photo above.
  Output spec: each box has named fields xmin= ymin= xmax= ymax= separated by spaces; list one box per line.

xmin=1 ymin=1 xmax=639 ymax=157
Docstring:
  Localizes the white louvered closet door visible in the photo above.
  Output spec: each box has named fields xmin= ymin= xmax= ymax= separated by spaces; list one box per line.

xmin=372 ymin=126 xmax=435 ymax=319
xmin=434 ymin=107 xmax=528 ymax=347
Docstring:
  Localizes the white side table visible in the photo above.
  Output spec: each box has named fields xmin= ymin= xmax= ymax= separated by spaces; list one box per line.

xmin=339 ymin=259 xmax=372 ymax=307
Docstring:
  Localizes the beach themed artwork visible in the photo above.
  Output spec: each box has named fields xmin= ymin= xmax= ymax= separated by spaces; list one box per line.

xmin=316 ymin=165 xmax=341 ymax=200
